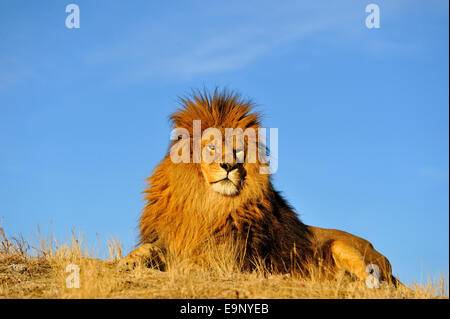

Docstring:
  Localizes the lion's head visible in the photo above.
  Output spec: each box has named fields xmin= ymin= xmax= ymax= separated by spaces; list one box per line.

xmin=168 ymin=89 xmax=270 ymax=198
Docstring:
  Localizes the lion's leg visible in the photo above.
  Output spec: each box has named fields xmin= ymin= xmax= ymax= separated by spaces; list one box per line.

xmin=331 ymin=240 xmax=410 ymax=290
xmin=119 ymin=243 xmax=166 ymax=270
xmin=330 ymin=240 xmax=369 ymax=282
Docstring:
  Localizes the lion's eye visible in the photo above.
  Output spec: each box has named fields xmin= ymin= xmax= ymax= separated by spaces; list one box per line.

xmin=207 ymin=144 xmax=215 ymax=151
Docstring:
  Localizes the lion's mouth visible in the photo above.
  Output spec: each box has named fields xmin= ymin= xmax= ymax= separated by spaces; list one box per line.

xmin=212 ymin=177 xmax=231 ymax=184
xmin=211 ymin=177 xmax=239 ymax=187
xmin=211 ymin=169 xmax=240 ymax=185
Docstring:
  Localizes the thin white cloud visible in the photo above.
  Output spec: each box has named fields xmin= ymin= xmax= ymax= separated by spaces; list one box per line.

xmin=82 ymin=2 xmax=346 ymax=81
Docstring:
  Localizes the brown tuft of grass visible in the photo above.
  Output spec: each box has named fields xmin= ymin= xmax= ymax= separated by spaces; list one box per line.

xmin=0 ymin=227 xmax=447 ymax=299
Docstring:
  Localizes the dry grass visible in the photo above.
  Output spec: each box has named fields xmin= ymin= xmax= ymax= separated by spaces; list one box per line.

xmin=0 ymin=227 xmax=447 ymax=299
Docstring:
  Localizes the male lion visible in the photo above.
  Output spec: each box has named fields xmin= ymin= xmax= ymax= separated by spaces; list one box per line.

xmin=121 ymin=89 xmax=402 ymax=287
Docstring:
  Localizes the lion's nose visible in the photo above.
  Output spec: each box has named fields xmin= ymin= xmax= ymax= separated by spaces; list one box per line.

xmin=220 ymin=163 xmax=238 ymax=172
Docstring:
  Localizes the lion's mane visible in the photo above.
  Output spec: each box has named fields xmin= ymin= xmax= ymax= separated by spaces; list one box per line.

xmin=138 ymin=90 xmax=313 ymax=272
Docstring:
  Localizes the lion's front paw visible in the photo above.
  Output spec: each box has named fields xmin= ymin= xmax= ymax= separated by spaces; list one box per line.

xmin=117 ymin=253 xmax=152 ymax=271
xmin=118 ymin=255 xmax=140 ymax=270
xmin=118 ymin=243 xmax=166 ymax=271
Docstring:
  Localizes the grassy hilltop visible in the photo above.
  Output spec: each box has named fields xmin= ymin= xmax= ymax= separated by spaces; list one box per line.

xmin=0 ymin=228 xmax=447 ymax=299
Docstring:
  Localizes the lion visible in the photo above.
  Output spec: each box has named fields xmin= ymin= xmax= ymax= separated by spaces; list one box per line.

xmin=120 ymin=89 xmax=402 ymax=287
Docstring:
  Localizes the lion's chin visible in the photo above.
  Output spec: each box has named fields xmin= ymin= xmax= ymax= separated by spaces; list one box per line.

xmin=211 ymin=180 xmax=239 ymax=196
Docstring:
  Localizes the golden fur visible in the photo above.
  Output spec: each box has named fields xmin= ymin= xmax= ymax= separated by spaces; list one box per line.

xmin=121 ymin=89 xmax=401 ymax=287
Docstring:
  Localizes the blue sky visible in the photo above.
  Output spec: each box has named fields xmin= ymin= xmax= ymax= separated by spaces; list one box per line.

xmin=0 ymin=0 xmax=448 ymax=285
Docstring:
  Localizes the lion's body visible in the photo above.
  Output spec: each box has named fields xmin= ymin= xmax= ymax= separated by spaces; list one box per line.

xmin=122 ymin=90 xmax=401 ymax=287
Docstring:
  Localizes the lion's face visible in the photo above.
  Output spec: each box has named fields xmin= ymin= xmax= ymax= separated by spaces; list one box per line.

xmin=199 ymin=137 xmax=247 ymax=196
